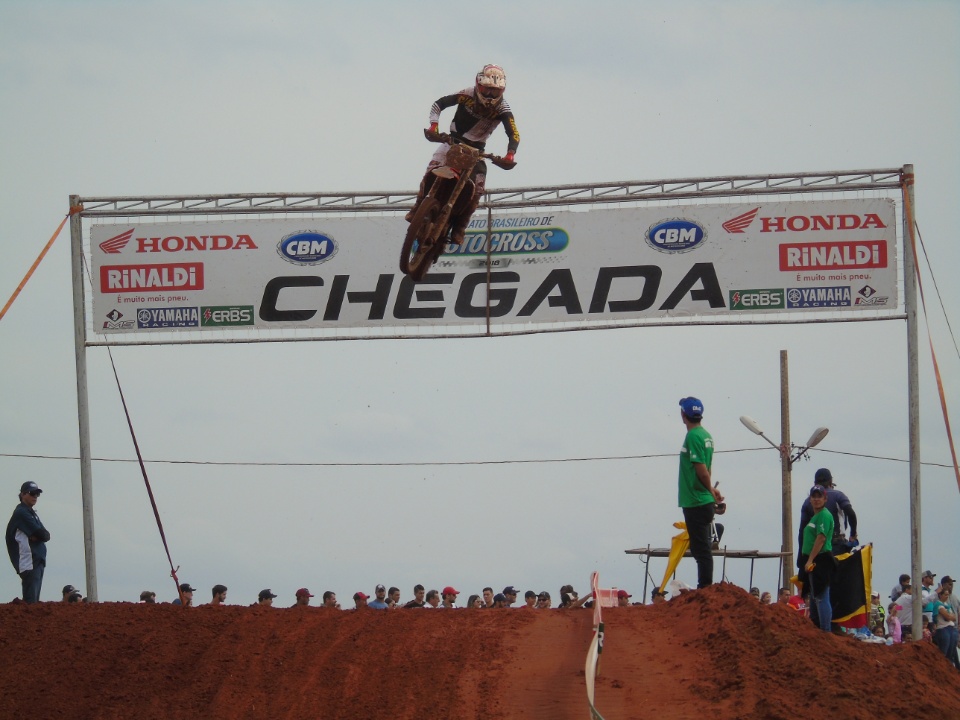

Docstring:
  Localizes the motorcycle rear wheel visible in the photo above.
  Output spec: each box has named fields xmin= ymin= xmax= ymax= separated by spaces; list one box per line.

xmin=400 ymin=198 xmax=443 ymax=281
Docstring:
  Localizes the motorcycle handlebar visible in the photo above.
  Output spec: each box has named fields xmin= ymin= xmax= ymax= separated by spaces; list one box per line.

xmin=423 ymin=129 xmax=515 ymax=169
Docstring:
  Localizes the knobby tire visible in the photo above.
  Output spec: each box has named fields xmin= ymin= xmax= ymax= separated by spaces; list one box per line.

xmin=400 ymin=198 xmax=443 ymax=281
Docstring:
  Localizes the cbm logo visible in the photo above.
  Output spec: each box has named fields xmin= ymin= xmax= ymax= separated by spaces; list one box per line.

xmin=645 ymin=219 xmax=706 ymax=253
xmin=277 ymin=231 xmax=338 ymax=265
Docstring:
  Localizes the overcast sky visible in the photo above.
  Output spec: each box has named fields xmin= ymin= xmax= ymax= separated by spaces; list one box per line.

xmin=1 ymin=1 xmax=958 ymax=607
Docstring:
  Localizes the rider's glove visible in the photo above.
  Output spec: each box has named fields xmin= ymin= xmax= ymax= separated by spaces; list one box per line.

xmin=504 ymin=151 xmax=515 ymax=163
xmin=429 ymin=123 xmax=439 ymax=134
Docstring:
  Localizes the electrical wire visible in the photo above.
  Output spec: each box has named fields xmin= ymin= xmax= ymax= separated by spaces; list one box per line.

xmin=1 ymin=447 xmax=955 ymax=470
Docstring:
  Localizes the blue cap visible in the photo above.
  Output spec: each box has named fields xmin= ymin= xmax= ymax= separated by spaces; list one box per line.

xmin=679 ymin=397 xmax=704 ymax=420
xmin=809 ymin=485 xmax=827 ymax=497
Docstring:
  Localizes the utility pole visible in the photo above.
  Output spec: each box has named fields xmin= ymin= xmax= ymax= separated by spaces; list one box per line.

xmin=779 ymin=350 xmax=793 ymax=586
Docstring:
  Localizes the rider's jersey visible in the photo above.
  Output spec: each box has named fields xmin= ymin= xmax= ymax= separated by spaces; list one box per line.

xmin=429 ymin=88 xmax=519 ymax=154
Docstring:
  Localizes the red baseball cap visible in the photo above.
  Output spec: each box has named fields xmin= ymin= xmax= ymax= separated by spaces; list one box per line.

xmin=442 ymin=586 xmax=459 ymax=596
xmin=617 ymin=589 xmax=632 ymax=599
xmin=353 ymin=591 xmax=369 ymax=600
xmin=295 ymin=588 xmax=314 ymax=598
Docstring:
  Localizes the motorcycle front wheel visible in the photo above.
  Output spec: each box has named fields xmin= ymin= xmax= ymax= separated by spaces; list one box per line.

xmin=400 ymin=198 xmax=443 ymax=281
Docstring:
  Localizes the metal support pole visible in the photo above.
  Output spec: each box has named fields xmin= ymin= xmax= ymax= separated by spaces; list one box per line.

xmin=902 ymin=165 xmax=922 ymax=639
xmin=69 ymin=196 xmax=98 ymax=601
xmin=642 ymin=543 xmax=650 ymax=601
xmin=780 ymin=350 xmax=793 ymax=586
xmin=485 ymin=205 xmax=492 ymax=335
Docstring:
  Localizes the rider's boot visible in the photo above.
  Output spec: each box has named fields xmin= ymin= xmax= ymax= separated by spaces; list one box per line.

xmin=449 ymin=216 xmax=469 ymax=245
xmin=448 ymin=187 xmax=481 ymax=244
xmin=406 ymin=172 xmax=433 ymax=222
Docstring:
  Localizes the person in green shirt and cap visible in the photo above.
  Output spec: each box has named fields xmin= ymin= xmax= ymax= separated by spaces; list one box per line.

xmin=677 ymin=397 xmax=723 ymax=589
xmin=799 ymin=484 xmax=835 ymax=631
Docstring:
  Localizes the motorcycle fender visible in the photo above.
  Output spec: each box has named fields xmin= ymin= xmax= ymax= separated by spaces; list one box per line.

xmin=432 ymin=166 xmax=459 ymax=180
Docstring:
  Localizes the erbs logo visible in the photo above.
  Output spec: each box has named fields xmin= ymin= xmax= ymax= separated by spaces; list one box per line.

xmin=201 ymin=305 xmax=254 ymax=327
xmin=730 ymin=289 xmax=784 ymax=310
xmin=277 ymin=231 xmax=337 ymax=265
xmin=645 ymin=219 xmax=706 ymax=253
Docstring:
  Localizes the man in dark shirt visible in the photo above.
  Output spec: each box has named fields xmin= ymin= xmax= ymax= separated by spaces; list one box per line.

xmin=5 ymin=481 xmax=50 ymax=603
xmin=403 ymin=584 xmax=426 ymax=608
xmin=797 ymin=468 xmax=858 ymax=559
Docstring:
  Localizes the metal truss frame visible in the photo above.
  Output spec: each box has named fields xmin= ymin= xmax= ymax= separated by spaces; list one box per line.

xmin=68 ymin=165 xmax=924 ymax=611
xmin=76 ymin=168 xmax=905 ymax=216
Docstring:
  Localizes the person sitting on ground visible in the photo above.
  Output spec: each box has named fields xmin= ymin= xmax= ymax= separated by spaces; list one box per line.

xmin=491 ymin=593 xmax=507 ymax=608
xmin=522 ymin=590 xmax=537 ymax=608
xmin=424 ymin=589 xmax=440 ymax=608
xmin=257 ymin=589 xmax=277 ymax=607
xmin=403 ymin=584 xmax=426 ymax=608
xmin=440 ymin=586 xmax=460 ymax=609
xmin=368 ymin=584 xmax=389 ymax=610
xmin=760 ymin=591 xmax=772 ymax=605
xmin=172 ymin=583 xmax=196 ymax=606
xmin=209 ymin=584 xmax=228 ymax=606
xmin=353 ymin=591 xmax=368 ymax=610
xmin=293 ymin=588 xmax=313 ymax=607
xmin=465 ymin=594 xmax=482 ymax=609
xmin=322 ymin=591 xmax=340 ymax=609
xmin=617 ymin=589 xmax=633 ymax=607
xmin=537 ymin=591 xmax=552 ymax=609
xmin=139 ymin=590 xmax=157 ymax=604
xmin=61 ymin=585 xmax=77 ymax=603
xmin=651 ymin=589 xmax=668 ymax=605
xmin=750 ymin=587 xmax=761 ymax=600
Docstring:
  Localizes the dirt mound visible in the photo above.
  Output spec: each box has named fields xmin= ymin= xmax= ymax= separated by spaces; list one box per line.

xmin=2 ymin=584 xmax=957 ymax=719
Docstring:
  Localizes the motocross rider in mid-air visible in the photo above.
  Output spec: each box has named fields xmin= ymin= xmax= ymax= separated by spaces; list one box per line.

xmin=406 ymin=64 xmax=520 ymax=245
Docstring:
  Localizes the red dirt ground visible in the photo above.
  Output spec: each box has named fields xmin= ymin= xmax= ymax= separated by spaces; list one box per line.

xmin=1 ymin=583 xmax=958 ymax=719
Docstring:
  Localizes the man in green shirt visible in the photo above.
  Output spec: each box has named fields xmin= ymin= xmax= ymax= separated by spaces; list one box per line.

xmin=800 ymin=484 xmax=835 ymax=631
xmin=678 ymin=397 xmax=723 ymax=588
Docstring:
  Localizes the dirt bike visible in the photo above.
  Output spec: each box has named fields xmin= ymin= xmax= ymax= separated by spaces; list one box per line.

xmin=400 ymin=130 xmax=515 ymax=281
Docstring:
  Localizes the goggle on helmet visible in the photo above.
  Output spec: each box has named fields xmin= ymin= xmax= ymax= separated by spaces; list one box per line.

xmin=476 ymin=64 xmax=506 ymax=106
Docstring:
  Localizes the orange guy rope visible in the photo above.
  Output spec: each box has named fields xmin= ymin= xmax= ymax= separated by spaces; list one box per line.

xmin=902 ymin=181 xmax=960 ymax=492
xmin=0 ymin=206 xmax=81 ymax=323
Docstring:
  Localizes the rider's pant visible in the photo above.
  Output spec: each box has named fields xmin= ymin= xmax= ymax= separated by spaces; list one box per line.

xmin=408 ymin=144 xmax=486 ymax=234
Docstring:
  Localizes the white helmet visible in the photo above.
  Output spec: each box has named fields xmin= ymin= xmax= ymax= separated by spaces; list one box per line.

xmin=475 ymin=64 xmax=506 ymax=107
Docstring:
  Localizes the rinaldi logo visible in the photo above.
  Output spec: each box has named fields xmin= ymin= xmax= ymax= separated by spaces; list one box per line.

xmin=778 ymin=242 xmax=886 ymax=270
xmin=99 ymin=263 xmax=204 ymax=293
xmin=99 ymin=229 xmax=134 ymax=254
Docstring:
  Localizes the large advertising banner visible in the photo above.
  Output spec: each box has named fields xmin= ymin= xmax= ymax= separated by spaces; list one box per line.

xmin=90 ymin=198 xmax=898 ymax=334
